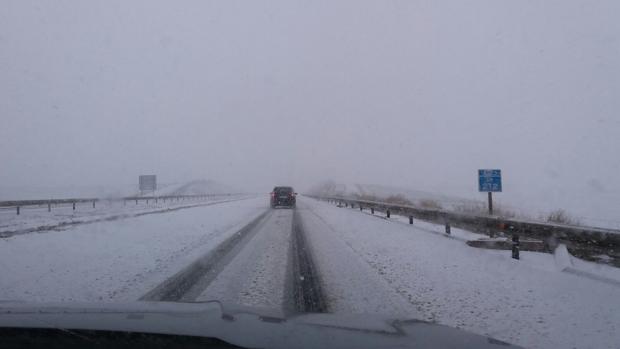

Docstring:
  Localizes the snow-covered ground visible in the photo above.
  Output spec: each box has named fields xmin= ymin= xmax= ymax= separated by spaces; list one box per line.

xmin=1 ymin=195 xmax=619 ymax=348
xmin=302 ymin=198 xmax=620 ymax=349
xmin=0 ymin=197 xmax=267 ymax=302
xmin=0 ymin=194 xmax=251 ymax=236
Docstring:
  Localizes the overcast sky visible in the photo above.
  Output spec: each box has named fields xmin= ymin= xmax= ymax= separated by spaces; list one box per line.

xmin=1 ymin=1 xmax=619 ymax=220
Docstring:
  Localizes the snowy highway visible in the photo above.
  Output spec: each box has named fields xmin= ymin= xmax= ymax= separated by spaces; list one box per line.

xmin=194 ymin=209 xmax=296 ymax=311
xmin=1 ymin=196 xmax=620 ymax=348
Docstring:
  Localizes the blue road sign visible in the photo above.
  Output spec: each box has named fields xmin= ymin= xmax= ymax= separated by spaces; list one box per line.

xmin=478 ymin=169 xmax=502 ymax=192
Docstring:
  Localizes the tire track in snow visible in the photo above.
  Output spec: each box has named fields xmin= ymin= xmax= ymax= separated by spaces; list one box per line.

xmin=291 ymin=209 xmax=328 ymax=313
xmin=140 ymin=209 xmax=272 ymax=301
xmin=141 ymin=206 xmax=328 ymax=315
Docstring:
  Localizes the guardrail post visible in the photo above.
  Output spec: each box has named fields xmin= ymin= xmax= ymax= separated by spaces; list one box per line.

xmin=16 ymin=206 xmax=20 ymax=215
xmin=371 ymin=207 xmax=374 ymax=214
xmin=386 ymin=209 xmax=390 ymax=218
xmin=409 ymin=216 xmax=413 ymax=224
xmin=92 ymin=201 xmax=95 ymax=209
xmin=512 ymin=234 xmax=520 ymax=260
xmin=146 ymin=199 xmax=149 ymax=205
xmin=48 ymin=203 xmax=51 ymax=212
xmin=445 ymin=223 xmax=451 ymax=235
xmin=136 ymin=199 xmax=138 ymax=205
xmin=73 ymin=202 xmax=76 ymax=210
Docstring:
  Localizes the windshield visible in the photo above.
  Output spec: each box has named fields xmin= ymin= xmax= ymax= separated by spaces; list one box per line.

xmin=1 ymin=1 xmax=619 ymax=349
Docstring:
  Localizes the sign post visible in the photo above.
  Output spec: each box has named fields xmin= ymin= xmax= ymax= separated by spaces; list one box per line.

xmin=478 ymin=169 xmax=502 ymax=215
xmin=488 ymin=192 xmax=493 ymax=215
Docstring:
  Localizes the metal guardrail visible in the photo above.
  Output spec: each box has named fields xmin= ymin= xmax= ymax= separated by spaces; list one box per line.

xmin=308 ymin=195 xmax=620 ymax=251
xmin=0 ymin=194 xmax=238 ymax=215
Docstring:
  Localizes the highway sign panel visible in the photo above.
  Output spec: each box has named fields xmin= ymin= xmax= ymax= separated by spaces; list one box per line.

xmin=478 ymin=169 xmax=502 ymax=192
xmin=139 ymin=175 xmax=157 ymax=191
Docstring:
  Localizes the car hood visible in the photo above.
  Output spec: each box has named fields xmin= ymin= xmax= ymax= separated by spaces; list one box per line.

xmin=0 ymin=301 xmax=520 ymax=349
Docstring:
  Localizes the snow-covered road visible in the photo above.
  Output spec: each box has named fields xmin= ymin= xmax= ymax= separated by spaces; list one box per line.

xmin=300 ymin=198 xmax=620 ymax=349
xmin=0 ymin=197 xmax=267 ymax=302
xmin=195 ymin=209 xmax=294 ymax=312
xmin=0 ymin=194 xmax=253 ymax=237
xmin=298 ymin=202 xmax=418 ymax=317
xmin=1 ymin=195 xmax=619 ymax=348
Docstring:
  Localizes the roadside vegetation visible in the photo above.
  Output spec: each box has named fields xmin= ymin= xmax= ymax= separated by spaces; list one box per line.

xmin=383 ymin=195 xmax=414 ymax=206
xmin=546 ymin=209 xmax=581 ymax=225
xmin=310 ymin=181 xmax=584 ymax=227
xmin=353 ymin=194 xmax=380 ymax=202
xmin=418 ymin=198 xmax=443 ymax=210
xmin=453 ymin=201 xmax=517 ymax=218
